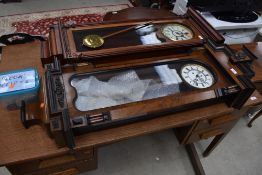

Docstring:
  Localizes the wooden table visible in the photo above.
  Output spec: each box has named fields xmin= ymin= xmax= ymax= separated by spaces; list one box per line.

xmin=0 ymin=41 xmax=261 ymax=175
xmin=0 ymin=8 xmax=262 ymax=175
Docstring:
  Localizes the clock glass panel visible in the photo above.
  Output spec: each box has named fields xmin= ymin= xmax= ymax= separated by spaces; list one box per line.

xmin=71 ymin=60 xmax=219 ymax=111
xmin=161 ymin=24 xmax=194 ymax=41
xmin=180 ymin=63 xmax=215 ymax=89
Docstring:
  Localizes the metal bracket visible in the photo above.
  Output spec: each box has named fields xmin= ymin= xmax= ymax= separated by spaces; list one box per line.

xmin=20 ymin=100 xmax=41 ymax=129
xmin=71 ymin=112 xmax=111 ymax=128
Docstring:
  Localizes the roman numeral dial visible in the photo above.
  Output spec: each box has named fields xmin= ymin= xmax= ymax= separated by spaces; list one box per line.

xmin=161 ymin=23 xmax=194 ymax=41
xmin=181 ymin=64 xmax=215 ymax=89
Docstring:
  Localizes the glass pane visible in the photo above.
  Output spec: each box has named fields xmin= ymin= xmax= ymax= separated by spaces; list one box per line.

xmin=71 ymin=61 xmax=216 ymax=111
xmin=72 ymin=24 xmax=163 ymax=52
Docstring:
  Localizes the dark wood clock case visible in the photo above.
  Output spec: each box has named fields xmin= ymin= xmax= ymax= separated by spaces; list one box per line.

xmin=23 ymin=8 xmax=257 ymax=149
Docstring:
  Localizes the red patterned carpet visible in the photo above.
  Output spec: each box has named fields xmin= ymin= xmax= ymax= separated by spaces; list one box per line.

xmin=0 ymin=4 xmax=130 ymax=37
xmin=12 ymin=14 xmax=103 ymax=37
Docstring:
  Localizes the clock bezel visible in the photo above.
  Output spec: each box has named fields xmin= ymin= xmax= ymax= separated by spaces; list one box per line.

xmin=180 ymin=61 xmax=217 ymax=89
xmin=160 ymin=23 xmax=195 ymax=42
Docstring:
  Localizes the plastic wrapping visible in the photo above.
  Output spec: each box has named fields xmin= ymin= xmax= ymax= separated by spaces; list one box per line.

xmin=143 ymin=80 xmax=180 ymax=100
xmin=135 ymin=24 xmax=162 ymax=45
xmin=73 ymin=69 xmax=181 ymax=111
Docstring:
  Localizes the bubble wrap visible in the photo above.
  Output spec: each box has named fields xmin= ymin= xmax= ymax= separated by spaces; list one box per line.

xmin=143 ymin=83 xmax=180 ymax=100
xmin=75 ymin=96 xmax=118 ymax=111
xmin=71 ymin=76 xmax=93 ymax=96
xmin=73 ymin=69 xmax=181 ymax=111
xmin=108 ymin=70 xmax=151 ymax=101
xmin=135 ymin=24 xmax=156 ymax=36
xmin=73 ymin=71 xmax=151 ymax=111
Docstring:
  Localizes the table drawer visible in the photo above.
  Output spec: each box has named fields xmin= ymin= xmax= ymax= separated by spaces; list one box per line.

xmin=194 ymin=114 xmax=239 ymax=131
xmin=199 ymin=128 xmax=224 ymax=139
xmin=26 ymin=158 xmax=97 ymax=175
xmin=7 ymin=148 xmax=96 ymax=175
xmin=209 ymin=114 xmax=238 ymax=126
xmin=185 ymin=119 xmax=237 ymax=144
xmin=175 ymin=114 xmax=239 ymax=144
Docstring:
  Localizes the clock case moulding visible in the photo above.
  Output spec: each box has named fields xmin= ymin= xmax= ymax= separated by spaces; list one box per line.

xmin=21 ymin=7 xmax=257 ymax=149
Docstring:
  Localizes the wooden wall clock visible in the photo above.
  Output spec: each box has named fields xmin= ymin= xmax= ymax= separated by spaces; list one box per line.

xmin=32 ymin=41 xmax=256 ymax=148
xmin=41 ymin=7 xmax=224 ymax=65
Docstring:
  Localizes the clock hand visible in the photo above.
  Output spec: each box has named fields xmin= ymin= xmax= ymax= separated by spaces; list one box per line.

xmin=180 ymin=35 xmax=186 ymax=40
xmin=196 ymin=73 xmax=206 ymax=84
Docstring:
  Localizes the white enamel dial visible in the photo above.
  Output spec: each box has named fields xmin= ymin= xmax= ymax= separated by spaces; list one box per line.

xmin=181 ymin=64 xmax=215 ymax=89
xmin=161 ymin=24 xmax=194 ymax=41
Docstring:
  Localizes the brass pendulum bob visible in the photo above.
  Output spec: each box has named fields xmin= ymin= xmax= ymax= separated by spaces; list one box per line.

xmin=83 ymin=22 xmax=152 ymax=49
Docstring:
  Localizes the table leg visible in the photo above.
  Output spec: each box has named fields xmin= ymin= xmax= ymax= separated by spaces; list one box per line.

xmin=202 ymin=134 xmax=225 ymax=157
xmin=247 ymin=107 xmax=262 ymax=127
xmin=185 ymin=143 xmax=206 ymax=175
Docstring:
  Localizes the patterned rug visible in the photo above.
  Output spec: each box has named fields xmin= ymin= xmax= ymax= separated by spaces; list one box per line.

xmin=0 ymin=4 xmax=131 ymax=37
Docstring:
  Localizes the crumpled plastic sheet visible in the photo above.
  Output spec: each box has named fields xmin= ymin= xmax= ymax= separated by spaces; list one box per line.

xmin=72 ymin=70 xmax=181 ymax=111
xmin=143 ymin=80 xmax=180 ymax=100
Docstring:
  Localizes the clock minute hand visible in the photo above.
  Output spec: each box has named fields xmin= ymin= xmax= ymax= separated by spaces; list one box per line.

xmin=196 ymin=73 xmax=206 ymax=84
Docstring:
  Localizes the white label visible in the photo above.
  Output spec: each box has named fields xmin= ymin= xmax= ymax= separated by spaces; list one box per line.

xmin=139 ymin=32 xmax=162 ymax=45
xmin=154 ymin=65 xmax=182 ymax=85
xmin=198 ymin=35 xmax=203 ymax=40
xmin=0 ymin=70 xmax=36 ymax=94
xmin=250 ymin=96 xmax=257 ymax=101
xmin=230 ymin=68 xmax=238 ymax=75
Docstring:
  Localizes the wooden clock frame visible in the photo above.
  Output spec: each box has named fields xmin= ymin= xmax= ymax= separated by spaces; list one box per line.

xmin=34 ymin=40 xmax=256 ymax=148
